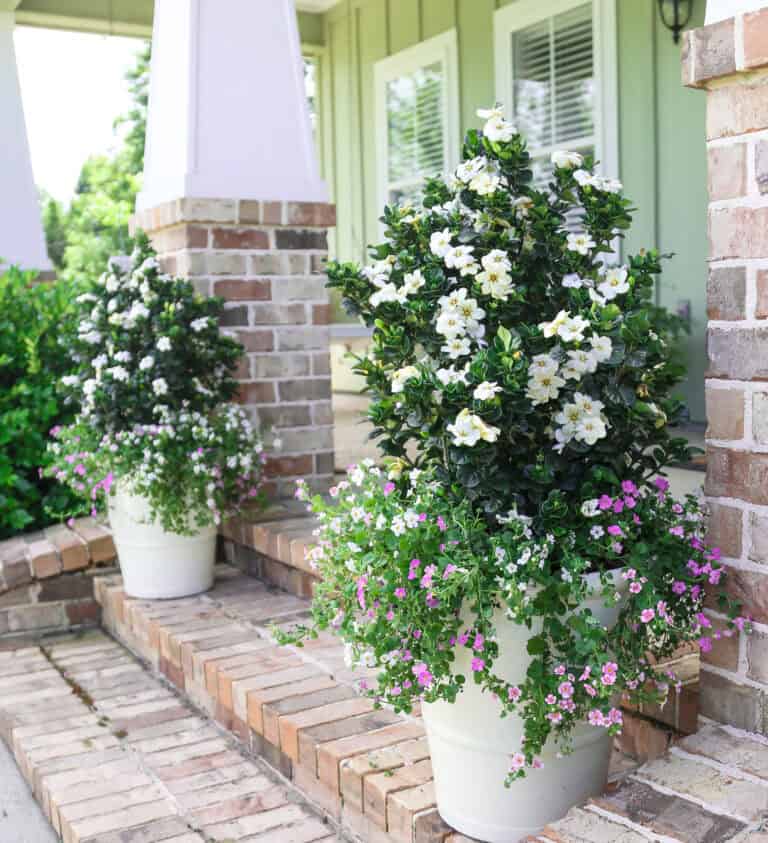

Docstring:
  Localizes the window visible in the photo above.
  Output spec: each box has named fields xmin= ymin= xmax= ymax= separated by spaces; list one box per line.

xmin=494 ymin=0 xmax=618 ymax=188
xmin=375 ymin=31 xmax=460 ymax=209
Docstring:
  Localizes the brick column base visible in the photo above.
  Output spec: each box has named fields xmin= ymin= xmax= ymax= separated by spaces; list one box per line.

xmin=684 ymin=12 xmax=768 ymax=733
xmin=130 ymin=198 xmax=336 ymax=498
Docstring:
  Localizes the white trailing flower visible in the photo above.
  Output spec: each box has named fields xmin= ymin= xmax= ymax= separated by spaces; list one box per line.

xmin=139 ymin=355 xmax=155 ymax=371
xmin=152 ymin=378 xmax=169 ymax=396
xmin=107 ymin=365 xmax=129 ymax=382
xmin=191 ymin=317 xmax=210 ymax=332
xmin=157 ymin=337 xmax=172 ymax=352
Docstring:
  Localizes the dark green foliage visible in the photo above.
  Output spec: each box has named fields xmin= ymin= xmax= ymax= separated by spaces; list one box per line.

xmin=0 ymin=267 xmax=81 ymax=537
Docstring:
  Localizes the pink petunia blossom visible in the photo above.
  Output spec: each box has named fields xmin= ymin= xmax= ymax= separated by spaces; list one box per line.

xmin=640 ymin=608 xmax=655 ymax=623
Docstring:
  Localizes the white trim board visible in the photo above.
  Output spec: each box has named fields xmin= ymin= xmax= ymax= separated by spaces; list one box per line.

xmin=493 ymin=0 xmax=619 ymax=181
xmin=373 ymin=29 xmax=460 ymax=223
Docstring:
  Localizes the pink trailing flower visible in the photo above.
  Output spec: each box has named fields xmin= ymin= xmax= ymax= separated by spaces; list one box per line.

xmin=640 ymin=608 xmax=655 ymax=623
xmin=508 ymin=686 xmax=522 ymax=701
xmin=383 ymin=482 xmax=396 ymax=496
xmin=607 ymin=525 xmax=623 ymax=537
xmin=471 ymin=657 xmax=485 ymax=672
xmin=654 ymin=476 xmax=670 ymax=492
xmin=394 ymin=587 xmax=407 ymax=599
xmin=672 ymin=581 xmax=687 ymax=595
xmin=621 ymin=480 xmax=637 ymax=495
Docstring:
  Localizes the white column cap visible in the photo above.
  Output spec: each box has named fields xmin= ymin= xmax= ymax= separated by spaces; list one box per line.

xmin=137 ymin=0 xmax=328 ymax=211
xmin=0 ymin=11 xmax=51 ymax=271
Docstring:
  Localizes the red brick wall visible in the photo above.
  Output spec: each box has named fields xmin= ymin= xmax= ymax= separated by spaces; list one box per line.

xmin=684 ymin=10 xmax=768 ymax=732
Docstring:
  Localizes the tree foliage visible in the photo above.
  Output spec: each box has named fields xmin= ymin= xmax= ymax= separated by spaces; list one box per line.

xmin=41 ymin=42 xmax=150 ymax=280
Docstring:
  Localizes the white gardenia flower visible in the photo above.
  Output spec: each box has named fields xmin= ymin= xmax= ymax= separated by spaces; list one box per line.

xmin=107 ymin=365 xmax=129 ymax=382
xmin=558 ymin=314 xmax=590 ymax=343
xmin=526 ymin=371 xmax=565 ymax=406
xmin=442 ymin=336 xmax=472 ymax=359
xmin=473 ymin=381 xmax=502 ymax=401
xmin=370 ymin=283 xmax=403 ymax=308
xmin=562 ymin=273 xmax=585 ymax=289
xmin=157 ymin=337 xmax=172 ymax=352
xmin=83 ymin=378 xmax=98 ymax=397
xmin=436 ymin=311 xmax=467 ymax=339
xmin=105 ymin=275 xmax=120 ymax=293
xmin=61 ymin=375 xmax=79 ymax=387
xmin=539 ymin=310 xmax=569 ymax=339
xmin=436 ymin=365 xmax=470 ymax=386
xmin=191 ymin=317 xmax=210 ymax=332
xmin=483 ymin=115 xmax=516 ymax=142
xmin=481 ymin=249 xmax=512 ymax=274
xmin=391 ymin=365 xmax=419 ymax=394
xmin=152 ymin=378 xmax=169 ymax=396
xmin=444 ymin=245 xmax=478 ymax=276
xmin=139 ymin=355 xmax=155 ymax=371
xmin=597 ymin=266 xmax=630 ymax=300
xmin=430 ymin=228 xmax=453 ymax=257
xmin=573 ymin=169 xmax=598 ymax=188
xmin=401 ymin=270 xmax=426 ymax=295
xmin=551 ymin=150 xmax=584 ymax=169
xmin=92 ymin=354 xmax=108 ymax=369
xmin=575 ymin=416 xmax=608 ymax=445
xmin=589 ymin=335 xmax=613 ymax=363
xmin=80 ymin=330 xmax=102 ymax=345
xmin=447 ymin=408 xmax=500 ymax=447
xmin=469 ymin=170 xmax=501 ymax=197
xmin=455 ymin=295 xmax=485 ymax=325
xmin=528 ymin=354 xmax=559 ymax=377
xmin=114 ymin=351 xmax=132 ymax=363
xmin=566 ymin=348 xmax=598 ymax=376
xmin=456 ymin=156 xmax=487 ymax=184
xmin=478 ymin=271 xmax=514 ymax=301
xmin=566 ymin=232 xmax=596 ymax=256
xmin=477 ymin=105 xmax=504 ymax=121
xmin=573 ymin=392 xmax=605 ymax=417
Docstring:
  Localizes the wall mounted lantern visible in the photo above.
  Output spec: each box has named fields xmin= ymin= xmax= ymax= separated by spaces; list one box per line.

xmin=656 ymin=0 xmax=693 ymax=43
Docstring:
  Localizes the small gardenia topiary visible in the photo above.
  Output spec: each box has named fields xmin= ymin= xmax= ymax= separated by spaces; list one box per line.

xmin=44 ymin=235 xmax=264 ymax=533
xmin=279 ymin=107 xmax=749 ymax=783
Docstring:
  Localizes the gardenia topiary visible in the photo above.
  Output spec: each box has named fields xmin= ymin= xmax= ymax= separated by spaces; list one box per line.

xmin=327 ymin=106 xmax=690 ymax=520
xmin=279 ymin=106 xmax=749 ymax=782
xmin=44 ymin=235 xmax=264 ymax=533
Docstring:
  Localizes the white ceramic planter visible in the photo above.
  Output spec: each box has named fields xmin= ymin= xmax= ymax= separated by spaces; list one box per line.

xmin=422 ymin=570 xmax=627 ymax=843
xmin=107 ymin=484 xmax=217 ymax=600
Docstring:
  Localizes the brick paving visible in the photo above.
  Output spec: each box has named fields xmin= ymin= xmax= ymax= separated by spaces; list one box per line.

xmin=0 ymin=631 xmax=338 ymax=842
xmin=86 ymin=565 xmax=768 ymax=842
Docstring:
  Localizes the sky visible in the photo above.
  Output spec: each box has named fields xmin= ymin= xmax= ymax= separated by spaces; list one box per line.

xmin=14 ymin=27 xmax=144 ymax=205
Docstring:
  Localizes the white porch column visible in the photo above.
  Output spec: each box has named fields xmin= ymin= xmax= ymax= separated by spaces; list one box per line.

xmin=137 ymin=0 xmax=328 ymax=210
xmin=0 ymin=6 xmax=51 ymax=272
xmin=134 ymin=0 xmax=335 ymax=498
xmin=706 ymin=0 xmax=768 ymax=23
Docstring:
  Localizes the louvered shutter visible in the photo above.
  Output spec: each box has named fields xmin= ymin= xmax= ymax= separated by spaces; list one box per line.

xmin=385 ymin=61 xmax=446 ymax=206
xmin=512 ymin=2 xmax=595 ymax=187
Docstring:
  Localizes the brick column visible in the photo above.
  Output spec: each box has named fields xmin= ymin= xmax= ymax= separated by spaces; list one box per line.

xmin=130 ymin=198 xmax=335 ymax=498
xmin=683 ymin=10 xmax=768 ymax=732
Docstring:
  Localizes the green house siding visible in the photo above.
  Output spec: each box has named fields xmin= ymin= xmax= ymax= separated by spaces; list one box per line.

xmin=316 ymin=0 xmax=708 ymax=422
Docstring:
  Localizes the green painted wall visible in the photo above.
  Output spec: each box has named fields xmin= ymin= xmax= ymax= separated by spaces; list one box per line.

xmin=317 ymin=0 xmax=708 ymax=421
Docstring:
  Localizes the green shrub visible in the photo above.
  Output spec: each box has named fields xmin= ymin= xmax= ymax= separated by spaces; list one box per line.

xmin=0 ymin=266 xmax=81 ymax=537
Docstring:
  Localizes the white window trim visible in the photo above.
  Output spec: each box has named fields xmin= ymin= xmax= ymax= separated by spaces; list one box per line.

xmin=374 ymin=29 xmax=460 ymax=217
xmin=493 ymin=0 xmax=619 ymax=181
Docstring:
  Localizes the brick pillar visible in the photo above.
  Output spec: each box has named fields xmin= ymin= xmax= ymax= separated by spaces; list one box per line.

xmin=683 ymin=10 xmax=768 ymax=732
xmin=131 ymin=198 xmax=336 ymax=498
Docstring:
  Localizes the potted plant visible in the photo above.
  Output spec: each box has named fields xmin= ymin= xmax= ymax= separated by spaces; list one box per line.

xmin=45 ymin=235 xmax=265 ymax=599
xmin=279 ymin=107 xmax=748 ymax=841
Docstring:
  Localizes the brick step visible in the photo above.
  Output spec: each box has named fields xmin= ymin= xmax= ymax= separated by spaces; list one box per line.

xmin=0 ymin=630 xmax=337 ymax=842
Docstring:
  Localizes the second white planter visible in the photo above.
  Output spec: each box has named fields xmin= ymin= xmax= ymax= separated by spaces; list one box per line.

xmin=107 ymin=484 xmax=217 ymax=600
xmin=422 ymin=570 xmax=627 ymax=843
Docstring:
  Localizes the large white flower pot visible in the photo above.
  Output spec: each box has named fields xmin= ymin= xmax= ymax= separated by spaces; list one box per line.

xmin=422 ymin=570 xmax=626 ymax=842
xmin=108 ymin=485 xmax=217 ymax=600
